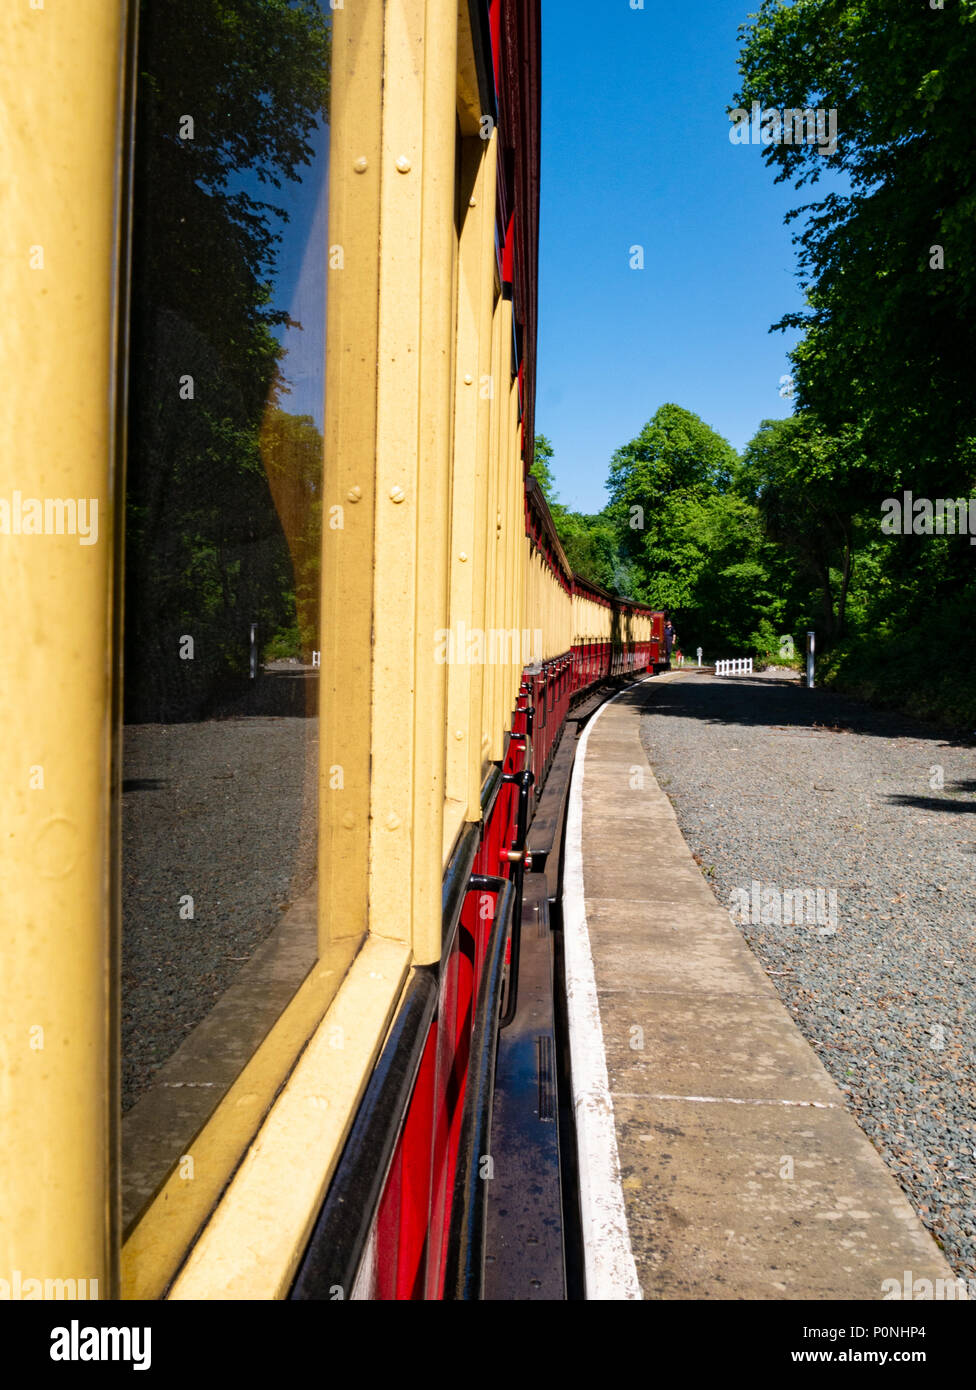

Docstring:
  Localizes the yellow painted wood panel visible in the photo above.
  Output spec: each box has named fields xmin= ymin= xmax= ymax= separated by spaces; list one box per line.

xmin=0 ymin=0 xmax=129 ymax=1299
xmin=167 ymin=937 xmax=410 ymax=1300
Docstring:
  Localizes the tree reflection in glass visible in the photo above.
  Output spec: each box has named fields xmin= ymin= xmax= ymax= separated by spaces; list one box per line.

xmin=121 ymin=0 xmax=332 ymax=1228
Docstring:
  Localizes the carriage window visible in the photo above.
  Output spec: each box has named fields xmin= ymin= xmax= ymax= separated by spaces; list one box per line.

xmin=121 ymin=0 xmax=333 ymax=1230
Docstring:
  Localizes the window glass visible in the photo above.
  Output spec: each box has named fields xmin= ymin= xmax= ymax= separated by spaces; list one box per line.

xmin=121 ymin=0 xmax=333 ymax=1230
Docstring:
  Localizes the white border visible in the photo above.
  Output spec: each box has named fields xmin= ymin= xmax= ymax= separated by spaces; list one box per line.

xmin=562 ymin=682 xmax=646 ymax=1300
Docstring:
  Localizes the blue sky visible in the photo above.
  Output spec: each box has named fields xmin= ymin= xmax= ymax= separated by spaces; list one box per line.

xmin=266 ymin=117 xmax=329 ymax=429
xmin=537 ymin=0 xmax=818 ymax=514
xmin=266 ymin=2 xmax=829 ymax=506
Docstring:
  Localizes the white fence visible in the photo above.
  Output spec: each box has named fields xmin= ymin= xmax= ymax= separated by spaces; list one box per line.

xmin=715 ymin=657 xmax=753 ymax=676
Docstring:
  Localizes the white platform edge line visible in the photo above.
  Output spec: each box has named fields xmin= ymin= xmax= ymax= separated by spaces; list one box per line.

xmin=562 ymin=678 xmax=653 ymax=1301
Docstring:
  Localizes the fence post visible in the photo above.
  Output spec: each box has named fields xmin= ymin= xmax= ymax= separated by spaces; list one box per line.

xmin=806 ymin=631 xmax=815 ymax=689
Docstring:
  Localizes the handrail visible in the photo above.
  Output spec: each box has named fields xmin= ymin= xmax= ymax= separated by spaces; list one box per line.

xmin=506 ymin=728 xmax=533 ymax=782
xmin=442 ymin=874 xmax=516 ymax=1300
xmin=499 ymin=732 xmax=534 ymax=1027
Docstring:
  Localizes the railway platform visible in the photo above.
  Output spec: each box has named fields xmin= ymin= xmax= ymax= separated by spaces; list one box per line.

xmin=564 ymin=673 xmax=957 ymax=1300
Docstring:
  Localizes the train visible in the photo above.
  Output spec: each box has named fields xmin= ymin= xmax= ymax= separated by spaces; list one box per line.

xmin=1 ymin=0 xmax=663 ymax=1301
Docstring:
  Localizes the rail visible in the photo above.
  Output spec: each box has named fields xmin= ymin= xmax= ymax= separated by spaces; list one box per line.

xmin=500 ymin=732 xmax=534 ymax=1027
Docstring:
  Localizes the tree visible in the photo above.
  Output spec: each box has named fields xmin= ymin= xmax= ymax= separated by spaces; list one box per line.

xmin=739 ymin=417 xmax=869 ymax=645
xmin=605 ymin=405 xmax=740 ymax=618
xmin=557 ymin=513 xmax=622 ymax=592
xmin=529 ymin=435 xmax=561 ymax=512
xmin=530 ymin=435 xmax=629 ymax=589
xmin=734 ymin=0 xmax=976 ymax=500
xmin=732 ymin=0 xmax=976 ymax=721
xmin=607 ymin=404 xmax=736 ymax=510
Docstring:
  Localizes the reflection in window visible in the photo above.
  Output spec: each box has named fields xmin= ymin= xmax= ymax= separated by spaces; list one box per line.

xmin=121 ymin=0 xmax=331 ymax=1229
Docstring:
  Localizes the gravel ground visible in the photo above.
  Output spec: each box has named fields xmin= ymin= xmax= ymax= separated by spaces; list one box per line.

xmin=640 ymin=672 xmax=976 ymax=1280
xmin=122 ymin=716 xmax=318 ymax=1111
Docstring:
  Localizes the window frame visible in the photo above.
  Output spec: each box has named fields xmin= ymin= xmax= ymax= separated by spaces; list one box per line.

xmin=126 ymin=0 xmax=472 ymax=1300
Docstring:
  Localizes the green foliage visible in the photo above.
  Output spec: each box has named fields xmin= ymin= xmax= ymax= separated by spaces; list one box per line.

xmin=735 ymin=0 xmax=976 ymax=494
xmin=531 ymin=9 xmax=976 ymax=727
xmin=556 ymin=513 xmax=619 ymax=592
xmin=731 ymin=0 xmax=976 ymax=726
xmin=262 ymin=625 xmax=302 ymax=662
xmin=747 ymin=617 xmax=784 ymax=665
xmin=530 ymin=435 xmax=562 ymax=513
xmin=606 ymin=403 xmax=737 ymax=511
xmin=532 ymin=435 xmax=625 ymax=591
xmin=738 ymin=416 xmax=872 ymax=644
xmin=820 ymin=593 xmax=976 ymax=730
xmin=536 ymin=414 xmax=800 ymax=661
xmin=604 ymin=408 xmax=783 ymax=655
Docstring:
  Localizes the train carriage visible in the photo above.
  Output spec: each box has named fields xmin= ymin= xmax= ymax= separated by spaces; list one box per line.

xmin=1 ymin=0 xmax=662 ymax=1300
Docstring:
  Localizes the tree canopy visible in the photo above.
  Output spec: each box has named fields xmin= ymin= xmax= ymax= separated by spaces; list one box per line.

xmin=734 ymin=0 xmax=976 ymax=497
xmin=537 ymin=1 xmax=976 ymax=724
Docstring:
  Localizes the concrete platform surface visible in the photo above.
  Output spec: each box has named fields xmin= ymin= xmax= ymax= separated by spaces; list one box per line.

xmin=564 ymin=675 xmax=957 ymax=1300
